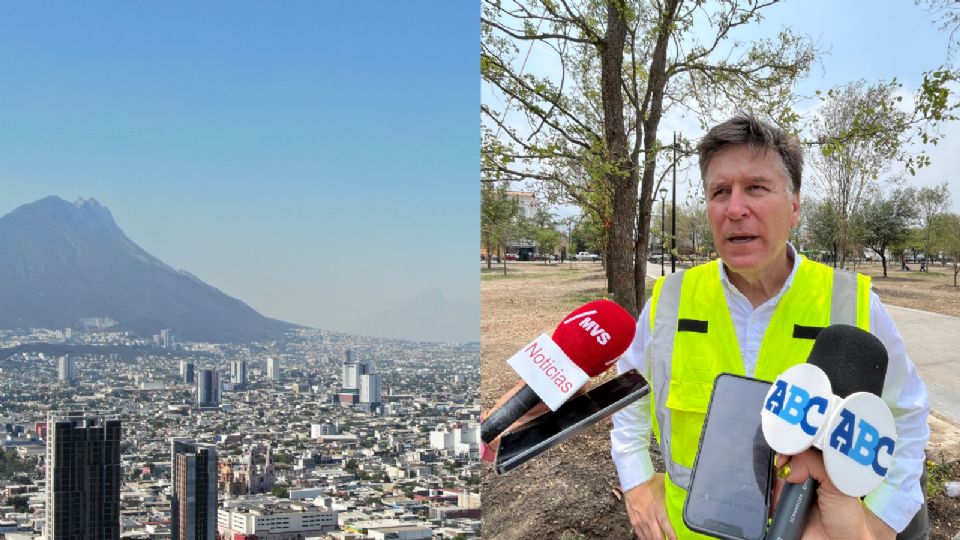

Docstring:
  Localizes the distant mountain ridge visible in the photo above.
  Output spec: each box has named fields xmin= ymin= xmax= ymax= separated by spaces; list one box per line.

xmin=0 ymin=196 xmax=296 ymax=343
xmin=351 ymin=288 xmax=479 ymax=343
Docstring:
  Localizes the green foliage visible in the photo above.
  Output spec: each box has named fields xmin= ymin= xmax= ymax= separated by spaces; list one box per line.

xmin=271 ymin=484 xmax=289 ymax=498
xmin=0 ymin=449 xmax=35 ymax=480
xmin=857 ymin=188 xmax=917 ymax=276
xmin=916 ymin=182 xmax=952 ymax=256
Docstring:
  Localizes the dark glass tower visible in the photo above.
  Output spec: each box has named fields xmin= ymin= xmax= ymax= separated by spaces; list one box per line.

xmin=171 ymin=439 xmax=218 ymax=540
xmin=45 ymin=413 xmax=121 ymax=539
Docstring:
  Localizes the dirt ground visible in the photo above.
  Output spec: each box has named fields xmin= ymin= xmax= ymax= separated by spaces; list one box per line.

xmin=481 ymin=260 xmax=960 ymax=540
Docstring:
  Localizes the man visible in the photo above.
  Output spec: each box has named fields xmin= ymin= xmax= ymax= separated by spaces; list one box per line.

xmin=610 ymin=115 xmax=929 ymax=540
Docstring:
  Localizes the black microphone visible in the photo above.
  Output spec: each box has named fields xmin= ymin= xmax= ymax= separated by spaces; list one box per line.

xmin=765 ymin=324 xmax=888 ymax=540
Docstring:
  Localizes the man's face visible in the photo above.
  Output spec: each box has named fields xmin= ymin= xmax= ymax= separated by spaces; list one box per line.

xmin=704 ymin=144 xmax=800 ymax=278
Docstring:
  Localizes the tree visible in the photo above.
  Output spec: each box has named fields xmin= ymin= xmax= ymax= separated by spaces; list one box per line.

xmin=482 ymin=0 xmax=816 ymax=315
xmin=915 ymin=181 xmax=951 ymax=260
xmin=480 ymin=181 xmax=519 ymax=272
xmin=271 ymin=485 xmax=289 ymax=498
xmin=806 ymin=199 xmax=840 ymax=264
xmin=857 ymin=188 xmax=917 ymax=277
xmin=811 ymin=81 xmax=912 ymax=268
xmin=932 ymin=212 xmax=960 ymax=286
xmin=674 ymin=200 xmax=711 ymax=261
xmin=534 ymin=227 xmax=562 ymax=263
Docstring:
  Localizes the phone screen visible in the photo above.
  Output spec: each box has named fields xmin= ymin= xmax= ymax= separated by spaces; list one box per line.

xmin=683 ymin=374 xmax=773 ymax=540
xmin=495 ymin=370 xmax=649 ymax=474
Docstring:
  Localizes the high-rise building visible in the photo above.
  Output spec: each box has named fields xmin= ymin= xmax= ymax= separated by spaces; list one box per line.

xmin=196 ymin=370 xmax=220 ymax=408
xmin=342 ymin=358 xmax=371 ymax=391
xmin=45 ymin=413 xmax=121 ymax=539
xmin=171 ymin=440 xmax=217 ymax=540
xmin=230 ymin=360 xmax=247 ymax=388
xmin=160 ymin=328 xmax=173 ymax=349
xmin=359 ymin=373 xmax=382 ymax=405
xmin=180 ymin=361 xmax=195 ymax=384
xmin=57 ymin=356 xmax=76 ymax=385
xmin=267 ymin=357 xmax=280 ymax=381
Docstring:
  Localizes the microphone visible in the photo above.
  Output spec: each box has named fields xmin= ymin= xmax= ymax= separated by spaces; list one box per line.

xmin=764 ymin=324 xmax=890 ymax=540
xmin=480 ymin=300 xmax=636 ymax=444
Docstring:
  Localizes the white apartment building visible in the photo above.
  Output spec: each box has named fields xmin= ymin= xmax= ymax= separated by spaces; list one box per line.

xmin=218 ymin=501 xmax=337 ymax=539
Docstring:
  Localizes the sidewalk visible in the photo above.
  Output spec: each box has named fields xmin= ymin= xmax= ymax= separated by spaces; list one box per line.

xmin=886 ymin=305 xmax=960 ymax=425
xmin=646 ymin=264 xmax=960 ymax=424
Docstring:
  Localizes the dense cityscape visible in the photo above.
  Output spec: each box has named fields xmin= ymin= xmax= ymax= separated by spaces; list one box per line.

xmin=0 ymin=327 xmax=481 ymax=539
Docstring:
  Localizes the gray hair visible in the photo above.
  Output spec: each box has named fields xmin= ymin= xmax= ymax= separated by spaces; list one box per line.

xmin=697 ymin=114 xmax=803 ymax=194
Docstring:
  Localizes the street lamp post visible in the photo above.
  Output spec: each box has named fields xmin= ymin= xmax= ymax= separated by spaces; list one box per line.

xmin=659 ymin=187 xmax=667 ymax=276
xmin=671 ymin=132 xmax=677 ymax=273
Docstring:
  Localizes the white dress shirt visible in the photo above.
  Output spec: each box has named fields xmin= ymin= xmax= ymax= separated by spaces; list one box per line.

xmin=610 ymin=245 xmax=931 ymax=532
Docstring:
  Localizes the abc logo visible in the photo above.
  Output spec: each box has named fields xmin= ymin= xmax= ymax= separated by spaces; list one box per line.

xmin=826 ymin=405 xmax=896 ymax=477
xmin=764 ymin=379 xmax=829 ymax=437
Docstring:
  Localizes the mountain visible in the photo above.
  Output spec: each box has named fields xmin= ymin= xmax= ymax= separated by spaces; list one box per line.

xmin=0 ymin=196 xmax=296 ymax=343
xmin=350 ymin=288 xmax=479 ymax=343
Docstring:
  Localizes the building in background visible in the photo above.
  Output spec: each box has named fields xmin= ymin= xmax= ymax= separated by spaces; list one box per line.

xmin=171 ymin=439 xmax=218 ymax=540
xmin=342 ymin=357 xmax=371 ymax=391
xmin=196 ymin=370 xmax=220 ymax=408
xmin=359 ymin=373 xmax=382 ymax=412
xmin=57 ymin=356 xmax=76 ymax=386
xmin=267 ymin=357 xmax=280 ymax=382
xmin=217 ymin=499 xmax=337 ymax=538
xmin=45 ymin=413 xmax=121 ymax=539
xmin=230 ymin=360 xmax=248 ymax=389
xmin=180 ymin=360 xmax=195 ymax=385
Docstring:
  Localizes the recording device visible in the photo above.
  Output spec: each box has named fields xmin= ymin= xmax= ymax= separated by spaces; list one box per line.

xmin=494 ymin=369 xmax=649 ymax=474
xmin=481 ymin=300 xmax=636 ymax=444
xmin=683 ymin=374 xmax=774 ymax=540
xmin=763 ymin=324 xmax=891 ymax=540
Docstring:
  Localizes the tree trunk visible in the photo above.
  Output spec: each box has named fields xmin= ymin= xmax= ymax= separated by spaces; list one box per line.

xmin=485 ymin=235 xmax=492 ymax=270
xmin=630 ymin=0 xmax=679 ymax=314
xmin=599 ymin=1 xmax=639 ymax=316
xmin=880 ymin=252 xmax=887 ymax=278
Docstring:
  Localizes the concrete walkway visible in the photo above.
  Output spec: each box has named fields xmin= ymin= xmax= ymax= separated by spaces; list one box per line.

xmin=886 ymin=305 xmax=960 ymax=425
xmin=646 ymin=265 xmax=960 ymax=424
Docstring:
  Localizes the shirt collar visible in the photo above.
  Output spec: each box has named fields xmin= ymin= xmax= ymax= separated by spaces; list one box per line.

xmin=719 ymin=243 xmax=801 ymax=308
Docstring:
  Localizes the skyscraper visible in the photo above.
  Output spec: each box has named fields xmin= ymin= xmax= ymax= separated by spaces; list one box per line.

xmin=171 ymin=440 xmax=217 ymax=540
xmin=359 ymin=373 xmax=382 ymax=405
xmin=57 ymin=356 xmax=76 ymax=385
xmin=230 ymin=359 xmax=247 ymax=388
xmin=196 ymin=370 xmax=220 ymax=408
xmin=342 ymin=358 xmax=370 ymax=391
xmin=160 ymin=328 xmax=173 ymax=349
xmin=45 ymin=413 xmax=121 ymax=539
xmin=180 ymin=360 xmax=195 ymax=385
xmin=267 ymin=357 xmax=280 ymax=381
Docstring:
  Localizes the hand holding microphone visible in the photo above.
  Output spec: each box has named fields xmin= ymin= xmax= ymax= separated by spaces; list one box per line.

xmin=776 ymin=450 xmax=876 ymax=540
xmin=481 ymin=300 xmax=636 ymax=445
xmin=762 ymin=324 xmax=896 ymax=540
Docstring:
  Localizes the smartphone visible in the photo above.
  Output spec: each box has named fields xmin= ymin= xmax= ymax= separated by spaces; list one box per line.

xmin=683 ymin=373 xmax=774 ymax=540
xmin=495 ymin=369 xmax=649 ymax=474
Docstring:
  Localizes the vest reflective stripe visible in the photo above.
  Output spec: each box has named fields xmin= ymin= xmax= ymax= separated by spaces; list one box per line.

xmin=649 ymin=270 xmax=685 ymax=484
xmin=648 ymin=257 xmax=871 ymax=538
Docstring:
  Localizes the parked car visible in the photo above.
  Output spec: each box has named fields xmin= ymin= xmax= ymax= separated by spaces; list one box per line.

xmin=504 ymin=253 xmax=518 ymax=261
xmin=573 ymin=251 xmax=600 ymax=262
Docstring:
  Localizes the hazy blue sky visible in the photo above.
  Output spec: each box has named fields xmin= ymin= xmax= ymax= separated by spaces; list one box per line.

xmin=0 ymin=3 xmax=478 ymax=334
xmin=486 ymin=1 xmax=960 ymax=216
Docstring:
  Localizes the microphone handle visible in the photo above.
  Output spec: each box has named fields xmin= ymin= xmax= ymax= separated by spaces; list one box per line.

xmin=766 ymin=477 xmax=817 ymax=540
xmin=480 ymin=384 xmax=542 ymax=444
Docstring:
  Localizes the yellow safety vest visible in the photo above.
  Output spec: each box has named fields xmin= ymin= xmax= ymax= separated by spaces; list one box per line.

xmin=647 ymin=256 xmax=871 ymax=539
